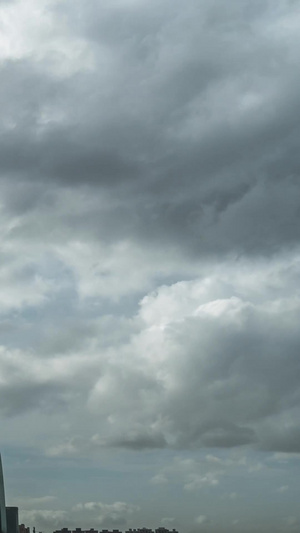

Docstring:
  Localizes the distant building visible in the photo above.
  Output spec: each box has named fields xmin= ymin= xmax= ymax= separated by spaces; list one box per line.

xmin=19 ymin=525 xmax=30 ymax=533
xmin=54 ymin=528 xmax=178 ymax=533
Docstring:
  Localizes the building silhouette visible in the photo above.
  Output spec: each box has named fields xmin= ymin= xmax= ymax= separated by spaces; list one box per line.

xmin=0 ymin=455 xmax=7 ymax=533
xmin=53 ymin=527 xmax=178 ymax=533
xmin=6 ymin=508 xmax=19 ymax=533
xmin=19 ymin=525 xmax=30 ymax=533
xmin=0 ymin=455 xmax=22 ymax=533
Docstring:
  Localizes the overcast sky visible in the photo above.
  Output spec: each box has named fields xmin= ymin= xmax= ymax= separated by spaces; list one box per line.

xmin=1 ymin=0 xmax=300 ymax=532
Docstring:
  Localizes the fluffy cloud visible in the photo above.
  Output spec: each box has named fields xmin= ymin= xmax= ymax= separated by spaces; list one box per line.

xmin=20 ymin=510 xmax=68 ymax=531
xmin=74 ymin=501 xmax=140 ymax=526
xmin=1 ymin=252 xmax=300 ymax=455
xmin=20 ymin=502 xmax=139 ymax=532
xmin=84 ymin=254 xmax=300 ymax=452
xmin=20 ymin=496 xmax=139 ymax=530
xmin=195 ymin=516 xmax=210 ymax=527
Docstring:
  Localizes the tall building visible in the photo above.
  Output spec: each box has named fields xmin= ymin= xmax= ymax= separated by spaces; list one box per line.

xmin=0 ymin=456 xmax=21 ymax=533
xmin=6 ymin=508 xmax=19 ymax=533
xmin=0 ymin=455 xmax=7 ymax=533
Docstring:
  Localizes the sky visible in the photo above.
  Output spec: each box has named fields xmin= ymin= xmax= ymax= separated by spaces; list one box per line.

xmin=1 ymin=0 xmax=300 ymax=532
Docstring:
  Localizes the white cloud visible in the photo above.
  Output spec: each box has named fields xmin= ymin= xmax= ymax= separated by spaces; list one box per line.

xmin=0 ymin=0 xmax=94 ymax=75
xmin=184 ymin=473 xmax=219 ymax=491
xmin=84 ymin=252 xmax=300 ymax=452
xmin=277 ymin=485 xmax=289 ymax=493
xmin=19 ymin=510 xmax=67 ymax=530
xmin=150 ymin=473 xmax=168 ymax=485
xmin=195 ymin=515 xmax=210 ymax=526
xmin=161 ymin=517 xmax=176 ymax=526
xmin=73 ymin=501 xmax=139 ymax=526
xmin=1 ymin=251 xmax=300 ymax=455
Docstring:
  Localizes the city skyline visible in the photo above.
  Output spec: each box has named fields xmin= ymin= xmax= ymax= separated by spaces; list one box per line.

xmin=1 ymin=0 xmax=300 ymax=532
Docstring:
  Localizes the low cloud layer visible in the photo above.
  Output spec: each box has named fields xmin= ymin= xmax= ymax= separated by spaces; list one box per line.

xmin=21 ymin=501 xmax=139 ymax=532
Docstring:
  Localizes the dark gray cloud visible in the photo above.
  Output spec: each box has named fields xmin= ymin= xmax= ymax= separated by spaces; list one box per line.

xmin=1 ymin=0 xmax=300 ymax=258
xmin=108 ymin=430 xmax=167 ymax=450
xmin=0 ymin=381 xmax=67 ymax=416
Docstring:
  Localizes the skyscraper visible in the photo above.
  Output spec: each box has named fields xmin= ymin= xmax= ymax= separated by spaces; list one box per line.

xmin=6 ymin=508 xmax=19 ymax=533
xmin=0 ymin=455 xmax=7 ymax=533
